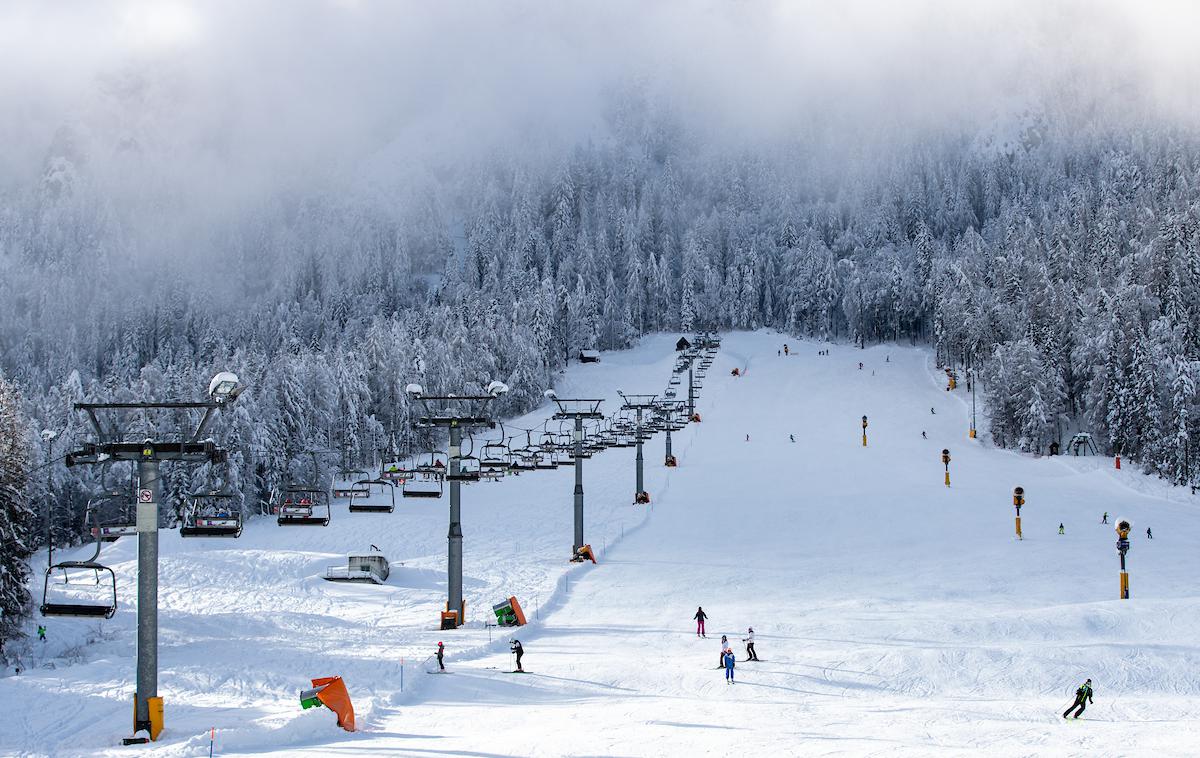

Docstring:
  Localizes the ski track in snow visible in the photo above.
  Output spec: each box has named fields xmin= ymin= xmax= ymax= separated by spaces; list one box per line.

xmin=3 ymin=331 xmax=1200 ymax=757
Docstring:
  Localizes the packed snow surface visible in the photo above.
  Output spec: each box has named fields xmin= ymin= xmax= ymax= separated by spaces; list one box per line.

xmin=5 ymin=332 xmax=1200 ymax=757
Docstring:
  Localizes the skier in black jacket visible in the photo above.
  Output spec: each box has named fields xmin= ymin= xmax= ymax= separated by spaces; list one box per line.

xmin=510 ymin=639 xmax=524 ymax=672
xmin=694 ymin=607 xmax=708 ymax=637
xmin=1063 ymin=679 xmax=1093 ymax=718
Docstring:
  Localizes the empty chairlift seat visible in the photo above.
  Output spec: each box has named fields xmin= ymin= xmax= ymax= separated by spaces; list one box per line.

xmin=348 ymin=480 xmax=396 ymax=513
xmin=332 ymin=471 xmax=371 ymax=499
xmin=403 ymin=468 xmax=444 ymax=498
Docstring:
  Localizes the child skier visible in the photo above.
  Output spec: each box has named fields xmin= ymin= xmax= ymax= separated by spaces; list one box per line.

xmin=436 ymin=641 xmax=445 ymax=671
xmin=723 ymin=649 xmax=736 ymax=684
xmin=743 ymin=628 xmax=759 ymax=661
xmin=510 ymin=639 xmax=524 ymax=672
xmin=37 ymin=626 xmax=46 ymax=643
xmin=718 ymin=636 xmax=730 ymax=668
xmin=694 ymin=607 xmax=708 ymax=637
xmin=1063 ymin=679 xmax=1093 ymax=719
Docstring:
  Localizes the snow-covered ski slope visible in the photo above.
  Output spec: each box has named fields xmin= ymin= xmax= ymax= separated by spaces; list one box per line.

xmin=5 ymin=331 xmax=1200 ymax=757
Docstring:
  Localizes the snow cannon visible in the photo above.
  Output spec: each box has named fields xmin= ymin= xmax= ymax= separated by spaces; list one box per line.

xmin=635 ymin=491 xmax=651 ymax=505
xmin=1116 ymin=519 xmax=1132 ymax=599
xmin=665 ymin=454 xmax=677 ymax=467
xmin=492 ymin=596 xmax=527 ymax=626
xmin=941 ymin=449 xmax=951 ymax=487
xmin=1013 ymin=487 xmax=1024 ymax=540
xmin=299 ymin=676 xmax=355 ymax=732
xmin=861 ymin=415 xmax=868 ymax=447
xmin=731 ymin=367 xmax=740 ymax=377
xmin=572 ymin=544 xmax=596 ymax=564
xmin=691 ymin=413 xmax=701 ymax=423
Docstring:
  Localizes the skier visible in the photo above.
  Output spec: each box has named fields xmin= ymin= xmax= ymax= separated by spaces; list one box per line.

xmin=745 ymin=434 xmax=750 ymax=442
xmin=1059 ymin=523 xmax=1065 ymax=535
xmin=510 ymin=639 xmax=524 ymax=672
xmin=436 ymin=641 xmax=445 ymax=671
xmin=1102 ymin=512 xmax=1108 ymax=524
xmin=37 ymin=626 xmax=46 ymax=643
xmin=694 ymin=606 xmax=708 ymax=637
xmin=784 ymin=344 xmax=789 ymax=356
xmin=718 ymin=635 xmax=730 ymax=668
xmin=1063 ymin=678 xmax=1093 ymax=719
xmin=1146 ymin=527 xmax=1153 ymax=539
xmin=886 ymin=355 xmax=890 ymax=362
xmin=858 ymin=362 xmax=863 ymax=370
xmin=930 ymin=407 xmax=936 ymax=415
xmin=723 ymin=649 xmax=736 ymax=684
xmin=777 ymin=350 xmax=781 ymax=357
xmin=743 ymin=627 xmax=759 ymax=661
xmin=789 ymin=434 xmax=795 ymax=443
xmin=921 ymin=431 xmax=927 ymax=439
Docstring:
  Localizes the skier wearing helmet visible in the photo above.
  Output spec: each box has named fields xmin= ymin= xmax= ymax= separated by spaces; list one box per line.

xmin=436 ymin=641 xmax=445 ymax=671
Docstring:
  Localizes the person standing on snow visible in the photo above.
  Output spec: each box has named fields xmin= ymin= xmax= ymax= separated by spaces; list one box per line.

xmin=1063 ymin=678 xmax=1093 ymax=718
xmin=789 ymin=434 xmax=795 ymax=443
xmin=510 ymin=639 xmax=524 ymax=672
xmin=719 ymin=635 xmax=730 ymax=668
xmin=436 ymin=641 xmax=445 ymax=671
xmin=1102 ymin=512 xmax=1108 ymax=524
xmin=694 ymin=607 xmax=708 ymax=637
xmin=784 ymin=344 xmax=789 ymax=356
xmin=1146 ymin=527 xmax=1153 ymax=539
xmin=37 ymin=626 xmax=46 ymax=643
xmin=723 ymin=649 xmax=736 ymax=684
xmin=1059 ymin=523 xmax=1065 ymax=535
xmin=742 ymin=628 xmax=759 ymax=661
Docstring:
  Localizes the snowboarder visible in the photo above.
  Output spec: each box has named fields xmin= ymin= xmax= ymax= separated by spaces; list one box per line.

xmin=1063 ymin=678 xmax=1093 ymax=719
xmin=436 ymin=641 xmax=445 ymax=671
xmin=1102 ymin=512 xmax=1108 ymax=524
xmin=921 ymin=431 xmax=927 ymax=439
xmin=37 ymin=626 xmax=46 ymax=643
xmin=694 ymin=606 xmax=708 ymax=637
xmin=743 ymin=628 xmax=759 ymax=661
xmin=718 ymin=635 xmax=730 ymax=668
xmin=510 ymin=639 xmax=524 ymax=672
xmin=1059 ymin=523 xmax=1065 ymax=535
xmin=1146 ymin=527 xmax=1153 ymax=539
xmin=723 ymin=649 xmax=736 ymax=684
xmin=789 ymin=434 xmax=795 ymax=443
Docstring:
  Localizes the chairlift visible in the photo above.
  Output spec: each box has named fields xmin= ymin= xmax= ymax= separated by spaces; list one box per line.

xmin=403 ymin=469 xmax=444 ymax=498
xmin=481 ymin=441 xmax=511 ymax=474
xmin=276 ymin=486 xmax=332 ymax=526
xmin=379 ymin=461 xmax=411 ymax=484
xmin=349 ymin=479 xmax=396 ymax=513
xmin=180 ymin=489 xmax=243 ymax=538
xmin=86 ymin=489 xmax=137 ymax=542
xmin=332 ymin=470 xmax=371 ymax=499
xmin=41 ymin=511 xmax=117 ymax=619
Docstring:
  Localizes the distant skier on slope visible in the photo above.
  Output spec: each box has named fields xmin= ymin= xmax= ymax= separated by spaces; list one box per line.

xmin=1059 ymin=523 xmax=1065 ymax=535
xmin=1102 ymin=512 xmax=1108 ymax=524
xmin=742 ymin=628 xmax=759 ymax=661
xmin=921 ymin=431 xmax=927 ymax=439
xmin=723 ymin=649 xmax=736 ymax=684
xmin=694 ymin=606 xmax=708 ymax=637
xmin=510 ymin=639 xmax=524 ymax=672
xmin=1146 ymin=527 xmax=1153 ymax=539
xmin=789 ymin=434 xmax=795 ymax=443
xmin=1063 ymin=678 xmax=1093 ymax=719
xmin=930 ymin=407 xmax=936 ymax=415
xmin=784 ymin=344 xmax=789 ymax=356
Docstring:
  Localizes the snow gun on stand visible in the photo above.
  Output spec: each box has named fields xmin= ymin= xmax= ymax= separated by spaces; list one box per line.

xmin=942 ymin=449 xmax=951 ymax=487
xmin=493 ymin=596 xmax=527 ymax=627
xmin=1013 ymin=487 xmax=1024 ymax=540
xmin=571 ymin=544 xmax=596 ymax=563
xmin=299 ymin=676 xmax=355 ymax=732
xmin=1116 ymin=519 xmax=1132 ymax=599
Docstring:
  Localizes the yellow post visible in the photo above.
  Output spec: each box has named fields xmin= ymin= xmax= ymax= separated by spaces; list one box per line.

xmin=1120 ymin=572 xmax=1129 ymax=599
xmin=1015 ymin=516 xmax=1022 ymax=540
xmin=148 ymin=697 xmax=164 ymax=741
xmin=969 ymin=428 xmax=977 ymax=439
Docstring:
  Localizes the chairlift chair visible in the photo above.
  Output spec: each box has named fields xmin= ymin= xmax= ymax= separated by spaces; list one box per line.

xmin=349 ymin=479 xmax=397 ymax=512
xmin=481 ymin=442 xmax=511 ymax=474
xmin=180 ymin=490 xmax=243 ymax=538
xmin=403 ymin=469 xmax=444 ymax=498
xmin=447 ymin=454 xmax=482 ymax=482
xmin=41 ymin=512 xmax=117 ymax=619
xmin=332 ymin=470 xmax=371 ymax=499
xmin=86 ymin=490 xmax=138 ymax=542
xmin=276 ymin=486 xmax=332 ymax=526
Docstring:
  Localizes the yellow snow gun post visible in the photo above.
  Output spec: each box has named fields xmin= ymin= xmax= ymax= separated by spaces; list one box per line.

xmin=861 ymin=415 xmax=868 ymax=447
xmin=942 ymin=449 xmax=951 ymax=487
xmin=1116 ymin=519 xmax=1132 ymax=599
xmin=1013 ymin=486 xmax=1024 ymax=540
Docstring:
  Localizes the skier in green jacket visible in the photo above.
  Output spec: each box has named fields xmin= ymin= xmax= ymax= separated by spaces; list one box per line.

xmin=1063 ymin=679 xmax=1093 ymax=719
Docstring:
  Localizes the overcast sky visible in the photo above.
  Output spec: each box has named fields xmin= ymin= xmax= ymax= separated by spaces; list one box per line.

xmin=2 ymin=0 xmax=1197 ymax=197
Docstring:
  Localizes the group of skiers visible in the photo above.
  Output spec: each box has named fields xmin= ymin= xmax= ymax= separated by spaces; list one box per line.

xmin=1056 ymin=513 xmax=1152 ymax=538
xmin=696 ymin=607 xmax=758 ymax=684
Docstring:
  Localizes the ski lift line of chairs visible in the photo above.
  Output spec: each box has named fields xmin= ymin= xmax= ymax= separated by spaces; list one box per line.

xmin=41 ymin=511 xmax=118 ymax=619
xmin=276 ymin=486 xmax=332 ymax=527
xmin=180 ymin=489 xmax=243 ymax=538
xmin=348 ymin=479 xmax=396 ymax=513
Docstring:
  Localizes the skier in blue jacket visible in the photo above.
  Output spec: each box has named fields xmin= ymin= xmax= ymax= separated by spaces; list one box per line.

xmin=723 ymin=649 xmax=736 ymax=684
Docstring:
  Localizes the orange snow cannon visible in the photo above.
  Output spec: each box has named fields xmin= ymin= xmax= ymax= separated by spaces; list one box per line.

xmin=300 ymin=676 xmax=355 ymax=732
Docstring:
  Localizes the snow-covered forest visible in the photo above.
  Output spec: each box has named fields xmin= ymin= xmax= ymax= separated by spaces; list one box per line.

xmin=2 ymin=1 xmax=1200 ymax=649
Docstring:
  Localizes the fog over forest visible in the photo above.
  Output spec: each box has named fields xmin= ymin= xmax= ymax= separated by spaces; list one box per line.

xmin=2 ymin=0 xmax=1200 ymax=554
